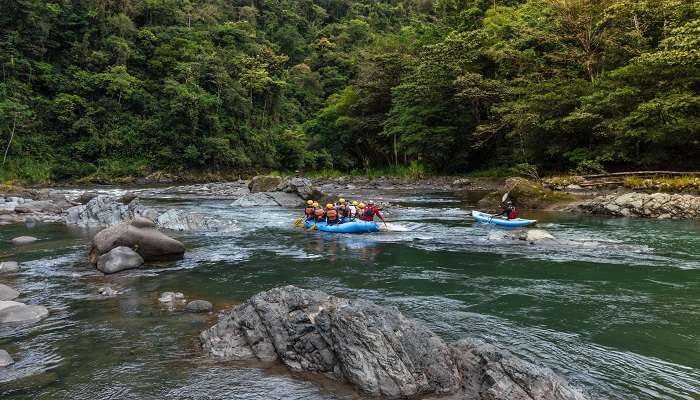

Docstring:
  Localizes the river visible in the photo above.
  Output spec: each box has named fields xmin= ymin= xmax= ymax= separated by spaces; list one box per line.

xmin=1 ymin=187 xmax=699 ymax=399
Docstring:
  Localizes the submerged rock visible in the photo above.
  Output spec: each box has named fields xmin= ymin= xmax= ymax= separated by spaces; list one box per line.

xmin=186 ymin=300 xmax=213 ymax=313
xmin=0 ymin=261 xmax=20 ymax=273
xmin=89 ymin=220 xmax=185 ymax=264
xmin=159 ymin=292 xmax=185 ymax=304
xmin=98 ymin=286 xmax=119 ymax=297
xmin=10 ymin=236 xmax=38 ymax=245
xmin=0 ymin=349 xmax=13 ymax=367
xmin=520 ymin=229 xmax=556 ymax=242
xmin=201 ymin=286 xmax=586 ymax=400
xmin=96 ymin=246 xmax=145 ymax=274
xmin=0 ymin=284 xmax=19 ymax=301
xmin=0 ymin=301 xmax=49 ymax=324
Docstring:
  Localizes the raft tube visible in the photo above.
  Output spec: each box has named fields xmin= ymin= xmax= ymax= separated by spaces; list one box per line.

xmin=471 ymin=210 xmax=537 ymax=228
xmin=303 ymin=219 xmax=380 ymax=234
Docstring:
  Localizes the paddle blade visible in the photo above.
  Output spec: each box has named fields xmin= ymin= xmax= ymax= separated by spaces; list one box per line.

xmin=502 ymin=192 xmax=510 ymax=203
xmin=294 ymin=218 xmax=302 ymax=226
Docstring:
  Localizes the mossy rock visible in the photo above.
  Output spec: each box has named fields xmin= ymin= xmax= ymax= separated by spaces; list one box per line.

xmin=248 ymin=175 xmax=284 ymax=193
xmin=477 ymin=177 xmax=574 ymax=210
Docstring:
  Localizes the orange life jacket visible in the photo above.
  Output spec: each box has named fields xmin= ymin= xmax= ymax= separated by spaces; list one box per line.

xmin=326 ymin=209 xmax=338 ymax=221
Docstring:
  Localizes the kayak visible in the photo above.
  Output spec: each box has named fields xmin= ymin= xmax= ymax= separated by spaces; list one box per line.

xmin=303 ymin=219 xmax=380 ymax=234
xmin=471 ymin=210 xmax=536 ymax=228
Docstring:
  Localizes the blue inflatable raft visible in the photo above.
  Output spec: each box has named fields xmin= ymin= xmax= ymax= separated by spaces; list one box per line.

xmin=303 ymin=219 xmax=380 ymax=234
xmin=471 ymin=210 xmax=537 ymax=228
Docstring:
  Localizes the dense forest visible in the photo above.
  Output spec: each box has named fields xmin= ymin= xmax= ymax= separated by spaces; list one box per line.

xmin=0 ymin=0 xmax=698 ymax=182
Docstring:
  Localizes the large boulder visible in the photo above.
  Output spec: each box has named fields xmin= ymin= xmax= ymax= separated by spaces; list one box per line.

xmin=275 ymin=177 xmax=315 ymax=199
xmin=0 ymin=301 xmax=49 ymax=324
xmin=65 ymin=195 xmax=146 ymax=227
xmin=89 ymin=220 xmax=185 ymax=264
xmin=578 ymin=192 xmax=700 ymax=219
xmin=0 ymin=284 xmax=19 ymax=301
xmin=201 ymin=286 xmax=585 ymax=400
xmin=96 ymin=246 xmax=145 ymax=274
xmin=0 ymin=261 xmax=20 ymax=274
xmin=249 ymin=175 xmax=284 ymax=193
xmin=478 ymin=178 xmax=574 ymax=210
xmin=10 ymin=236 xmax=38 ymax=245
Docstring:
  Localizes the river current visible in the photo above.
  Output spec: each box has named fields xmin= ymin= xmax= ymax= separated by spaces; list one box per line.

xmin=0 ymin=187 xmax=698 ymax=399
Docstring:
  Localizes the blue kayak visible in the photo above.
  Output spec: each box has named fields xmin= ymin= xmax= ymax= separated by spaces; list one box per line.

xmin=303 ymin=219 xmax=379 ymax=234
xmin=471 ymin=210 xmax=536 ymax=228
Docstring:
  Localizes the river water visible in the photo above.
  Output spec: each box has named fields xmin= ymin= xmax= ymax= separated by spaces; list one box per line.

xmin=0 ymin=187 xmax=699 ymax=399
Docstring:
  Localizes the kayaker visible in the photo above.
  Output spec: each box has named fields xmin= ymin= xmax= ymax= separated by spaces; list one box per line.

xmin=360 ymin=200 xmax=386 ymax=224
xmin=325 ymin=203 xmax=340 ymax=225
xmin=303 ymin=200 xmax=315 ymax=221
xmin=495 ymin=200 xmax=519 ymax=220
xmin=313 ymin=202 xmax=326 ymax=222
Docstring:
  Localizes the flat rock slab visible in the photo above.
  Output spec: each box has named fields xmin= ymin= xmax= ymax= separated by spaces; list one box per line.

xmin=0 ymin=301 xmax=49 ymax=324
xmin=0 ymin=284 xmax=19 ymax=301
xmin=0 ymin=261 xmax=20 ymax=273
xmin=0 ymin=349 xmax=13 ymax=367
xmin=11 ymin=236 xmax=38 ymax=245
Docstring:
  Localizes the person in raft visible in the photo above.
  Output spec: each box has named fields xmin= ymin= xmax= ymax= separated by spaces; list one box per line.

xmin=495 ymin=200 xmax=519 ymax=220
xmin=303 ymin=200 xmax=315 ymax=221
xmin=359 ymin=200 xmax=386 ymax=224
xmin=325 ymin=203 xmax=340 ymax=225
xmin=313 ymin=201 xmax=325 ymax=222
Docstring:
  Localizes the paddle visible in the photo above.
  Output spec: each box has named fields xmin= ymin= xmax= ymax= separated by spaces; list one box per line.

xmin=294 ymin=218 xmax=303 ymax=226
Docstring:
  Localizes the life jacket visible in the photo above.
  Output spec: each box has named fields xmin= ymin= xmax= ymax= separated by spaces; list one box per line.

xmin=314 ymin=208 xmax=325 ymax=220
xmin=337 ymin=204 xmax=348 ymax=217
xmin=326 ymin=209 xmax=338 ymax=222
xmin=304 ymin=207 xmax=314 ymax=217
xmin=508 ymin=208 xmax=519 ymax=219
xmin=359 ymin=207 xmax=374 ymax=221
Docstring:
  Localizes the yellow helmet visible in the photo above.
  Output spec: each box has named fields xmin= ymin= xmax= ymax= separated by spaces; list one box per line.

xmin=326 ymin=203 xmax=334 ymax=209
xmin=339 ymin=198 xmax=346 ymax=204
xmin=313 ymin=202 xmax=319 ymax=208
xmin=352 ymin=200 xmax=358 ymax=206
xmin=358 ymin=202 xmax=366 ymax=208
xmin=306 ymin=200 xmax=314 ymax=206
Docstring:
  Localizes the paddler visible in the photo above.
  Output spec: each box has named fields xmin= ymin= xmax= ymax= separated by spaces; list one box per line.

xmin=359 ymin=200 xmax=386 ymax=225
xmin=495 ymin=200 xmax=519 ymax=220
xmin=336 ymin=198 xmax=349 ymax=221
xmin=325 ymin=203 xmax=340 ymax=225
xmin=313 ymin=201 xmax=325 ymax=222
xmin=348 ymin=200 xmax=359 ymax=220
xmin=303 ymin=200 xmax=315 ymax=221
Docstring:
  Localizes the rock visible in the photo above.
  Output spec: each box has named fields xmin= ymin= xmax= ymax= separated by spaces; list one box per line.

xmin=89 ymin=222 xmax=185 ymax=263
xmin=11 ymin=236 xmax=38 ymax=245
xmin=520 ymin=229 xmax=555 ymax=241
xmin=565 ymin=184 xmax=583 ymax=190
xmin=0 ymin=284 xmax=19 ymax=301
xmin=96 ymin=246 xmax=145 ymax=274
xmin=201 ymin=286 xmax=585 ymax=400
xmin=119 ymin=193 xmax=138 ymax=205
xmin=129 ymin=216 xmax=156 ymax=229
xmin=451 ymin=338 xmax=586 ymax=400
xmin=231 ymin=192 xmax=304 ymax=208
xmin=98 ymin=286 xmax=118 ymax=296
xmin=0 ymin=349 xmax=13 ymax=367
xmin=276 ymin=177 xmax=315 ymax=199
xmin=186 ymin=300 xmax=213 ymax=313
xmin=579 ymin=192 xmax=700 ymax=220
xmin=159 ymin=292 xmax=185 ymax=303
xmin=76 ymin=192 xmax=98 ymax=204
xmin=0 ymin=261 xmax=19 ymax=273
xmin=156 ymin=209 xmax=219 ymax=231
xmin=249 ymin=175 xmax=284 ymax=193
xmin=65 ymin=195 xmax=146 ymax=227
xmin=478 ymin=178 xmax=574 ymax=210
xmin=452 ymin=178 xmax=472 ymax=187
xmin=0 ymin=301 xmax=49 ymax=324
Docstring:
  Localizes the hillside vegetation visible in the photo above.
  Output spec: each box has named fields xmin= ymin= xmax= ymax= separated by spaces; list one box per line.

xmin=1 ymin=0 xmax=698 ymax=182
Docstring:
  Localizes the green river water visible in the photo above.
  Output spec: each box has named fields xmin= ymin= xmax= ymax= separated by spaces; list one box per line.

xmin=0 ymin=188 xmax=698 ymax=399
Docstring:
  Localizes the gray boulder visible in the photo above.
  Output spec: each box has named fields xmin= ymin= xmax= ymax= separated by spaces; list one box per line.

xmin=65 ymin=195 xmax=145 ymax=227
xmin=89 ymin=221 xmax=185 ymax=264
xmin=0 ymin=284 xmax=19 ymax=300
xmin=0 ymin=301 xmax=49 ymax=324
xmin=249 ymin=175 xmax=284 ymax=193
xmin=276 ymin=177 xmax=315 ymax=199
xmin=0 ymin=261 xmax=19 ymax=273
xmin=201 ymin=286 xmax=585 ymax=400
xmin=156 ymin=209 xmax=219 ymax=231
xmin=0 ymin=349 xmax=13 ymax=367
xmin=11 ymin=236 xmax=38 ymax=245
xmin=96 ymin=246 xmax=145 ymax=274
xmin=186 ymin=300 xmax=213 ymax=313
